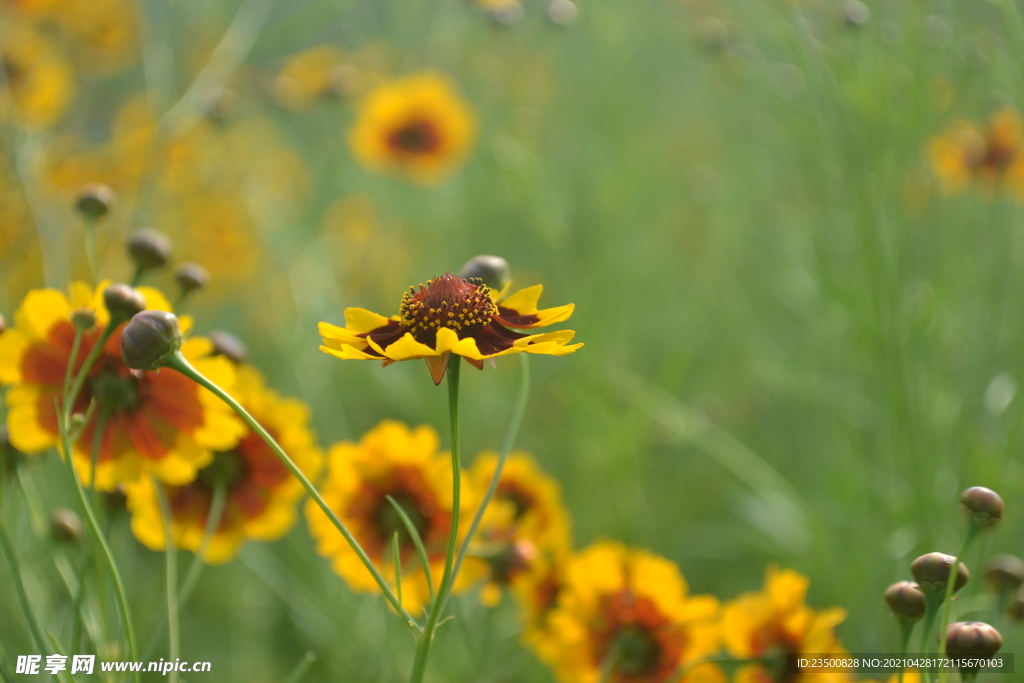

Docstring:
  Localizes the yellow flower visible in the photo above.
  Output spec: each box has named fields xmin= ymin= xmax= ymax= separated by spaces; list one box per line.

xmin=319 ymin=272 xmax=582 ymax=384
xmin=125 ymin=364 xmax=323 ymax=563
xmin=304 ymin=420 xmax=477 ymax=613
xmin=0 ymin=282 xmax=243 ymax=489
xmin=0 ymin=23 xmax=74 ymax=128
xmin=544 ymin=541 xmax=724 ymax=683
xmin=467 ymin=451 xmax=572 ymax=607
xmin=722 ymin=566 xmax=851 ymax=683
xmin=272 ymin=46 xmax=348 ymax=110
xmin=349 ymin=71 xmax=475 ymax=184
xmin=930 ymin=108 xmax=1024 ymax=199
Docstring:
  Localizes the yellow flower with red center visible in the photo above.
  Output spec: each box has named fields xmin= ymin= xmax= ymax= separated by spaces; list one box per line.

xmin=349 ymin=71 xmax=475 ymax=184
xmin=467 ymin=451 xmax=572 ymax=607
xmin=930 ymin=108 xmax=1024 ymax=198
xmin=305 ymin=420 xmax=477 ymax=613
xmin=125 ymin=364 xmax=323 ymax=563
xmin=722 ymin=566 xmax=851 ymax=683
xmin=545 ymin=541 xmax=724 ymax=683
xmin=318 ymin=272 xmax=582 ymax=384
xmin=0 ymin=282 xmax=243 ymax=489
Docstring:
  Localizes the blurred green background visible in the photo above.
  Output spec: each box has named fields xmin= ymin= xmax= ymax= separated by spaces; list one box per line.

xmin=2 ymin=0 xmax=1024 ymax=680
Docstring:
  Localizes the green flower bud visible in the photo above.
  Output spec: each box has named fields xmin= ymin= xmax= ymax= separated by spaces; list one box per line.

xmin=126 ymin=228 xmax=172 ymax=273
xmin=884 ymin=581 xmax=925 ymax=622
xmin=458 ymin=255 xmax=512 ymax=291
xmin=960 ymin=486 xmax=1003 ymax=526
xmin=174 ymin=262 xmax=209 ymax=296
xmin=209 ymin=330 xmax=248 ymax=364
xmin=70 ymin=307 xmax=97 ymax=331
xmin=547 ymin=0 xmax=578 ymax=26
xmin=843 ymin=1 xmax=871 ymax=27
xmin=50 ymin=508 xmax=83 ymax=544
xmin=120 ymin=310 xmax=182 ymax=370
xmin=75 ymin=184 xmax=115 ymax=219
xmin=910 ymin=552 xmax=970 ymax=595
xmin=1007 ymin=590 xmax=1024 ymax=622
xmin=985 ymin=554 xmax=1024 ymax=593
xmin=103 ymin=284 xmax=146 ymax=323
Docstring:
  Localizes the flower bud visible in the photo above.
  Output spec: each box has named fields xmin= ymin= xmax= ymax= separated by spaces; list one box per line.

xmin=209 ymin=330 xmax=248 ymax=364
xmin=120 ymin=310 xmax=182 ymax=370
xmin=960 ymin=486 xmax=1003 ymax=526
xmin=75 ymin=184 xmax=115 ymax=219
xmin=547 ymin=0 xmax=578 ymax=26
xmin=70 ymin=307 xmax=97 ymax=331
xmin=103 ymin=284 xmax=146 ymax=322
xmin=489 ymin=1 xmax=523 ymax=26
xmin=985 ymin=554 xmax=1024 ymax=593
xmin=910 ymin=552 xmax=970 ymax=595
xmin=126 ymin=228 xmax=172 ymax=273
xmin=174 ymin=262 xmax=209 ymax=296
xmin=458 ymin=255 xmax=512 ymax=291
xmin=50 ymin=508 xmax=83 ymax=544
xmin=1007 ymin=590 xmax=1024 ymax=622
xmin=945 ymin=622 xmax=1002 ymax=675
xmin=842 ymin=1 xmax=871 ymax=27
xmin=884 ymin=581 xmax=925 ymax=622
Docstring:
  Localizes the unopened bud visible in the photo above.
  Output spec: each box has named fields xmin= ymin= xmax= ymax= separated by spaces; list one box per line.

xmin=70 ymin=307 xmax=97 ymax=331
xmin=910 ymin=552 xmax=970 ymax=595
xmin=121 ymin=310 xmax=182 ymax=370
xmin=103 ymin=284 xmax=146 ymax=322
xmin=458 ymin=255 xmax=512 ymax=291
xmin=843 ymin=1 xmax=871 ymax=27
xmin=960 ymin=486 xmax=1003 ymax=526
xmin=50 ymin=508 xmax=83 ymax=543
xmin=985 ymin=554 xmax=1024 ymax=593
xmin=75 ymin=184 xmax=115 ymax=219
xmin=209 ymin=330 xmax=248 ymax=364
xmin=547 ymin=0 xmax=578 ymax=26
xmin=174 ymin=263 xmax=209 ymax=296
xmin=489 ymin=1 xmax=523 ymax=26
xmin=126 ymin=228 xmax=172 ymax=273
xmin=884 ymin=581 xmax=925 ymax=622
xmin=945 ymin=622 xmax=1002 ymax=674
xmin=1007 ymin=590 xmax=1024 ymax=622
xmin=68 ymin=412 xmax=86 ymax=433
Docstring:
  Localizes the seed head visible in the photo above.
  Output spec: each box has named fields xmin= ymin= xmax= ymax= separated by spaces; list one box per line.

xmin=174 ymin=262 xmax=209 ymax=296
xmin=960 ymin=486 xmax=1003 ymax=526
xmin=50 ymin=508 xmax=83 ymax=544
xmin=209 ymin=330 xmax=248 ymax=364
xmin=884 ymin=581 xmax=926 ymax=622
xmin=126 ymin=228 xmax=172 ymax=273
xmin=120 ymin=310 xmax=182 ymax=370
xmin=457 ymin=255 xmax=512 ymax=291
xmin=103 ymin=284 xmax=146 ymax=322
xmin=75 ymin=184 xmax=115 ymax=219
xmin=910 ymin=552 xmax=970 ymax=595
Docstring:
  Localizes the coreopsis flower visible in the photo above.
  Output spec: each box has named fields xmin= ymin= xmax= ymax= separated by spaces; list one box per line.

xmin=722 ymin=566 xmax=850 ymax=683
xmin=349 ymin=72 xmax=475 ymax=183
xmin=467 ymin=451 xmax=572 ymax=607
xmin=544 ymin=541 xmax=724 ymax=683
xmin=304 ymin=420 xmax=477 ymax=613
xmin=125 ymin=364 xmax=323 ymax=562
xmin=0 ymin=282 xmax=243 ymax=489
xmin=930 ymin=108 xmax=1024 ymax=198
xmin=318 ymin=272 xmax=582 ymax=384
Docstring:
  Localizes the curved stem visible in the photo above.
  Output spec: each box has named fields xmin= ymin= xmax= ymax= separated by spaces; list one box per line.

xmin=409 ymin=356 xmax=462 ymax=683
xmin=165 ymin=352 xmax=419 ymax=632
xmin=937 ymin=522 xmax=980 ymax=683
xmin=83 ymin=216 xmax=99 ymax=284
xmin=448 ymin=356 xmax=530 ymax=605
xmin=153 ymin=481 xmax=180 ymax=683
xmin=65 ymin=323 xmax=116 ymax=420
xmin=0 ymin=522 xmax=50 ymax=656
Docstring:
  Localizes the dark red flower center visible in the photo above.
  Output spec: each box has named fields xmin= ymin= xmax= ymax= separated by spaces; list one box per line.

xmin=387 ymin=117 xmax=442 ymax=154
xmin=399 ymin=273 xmax=498 ymax=336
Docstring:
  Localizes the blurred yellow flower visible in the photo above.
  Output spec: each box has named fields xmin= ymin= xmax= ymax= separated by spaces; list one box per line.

xmin=273 ymin=45 xmax=348 ymax=110
xmin=304 ymin=420 xmax=477 ymax=613
xmin=544 ymin=541 xmax=724 ymax=683
xmin=722 ymin=566 xmax=851 ymax=683
xmin=349 ymin=72 xmax=476 ymax=183
xmin=319 ymin=272 xmax=581 ymax=384
xmin=0 ymin=282 xmax=243 ymax=489
xmin=0 ymin=24 xmax=74 ymax=128
xmin=467 ymin=451 xmax=572 ymax=607
xmin=126 ymin=364 xmax=323 ymax=563
xmin=930 ymin=108 xmax=1024 ymax=199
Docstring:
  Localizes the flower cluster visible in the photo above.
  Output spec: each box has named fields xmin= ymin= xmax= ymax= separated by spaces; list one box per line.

xmin=930 ymin=107 xmax=1024 ymax=199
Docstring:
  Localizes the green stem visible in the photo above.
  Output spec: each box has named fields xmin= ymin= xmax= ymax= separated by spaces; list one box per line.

xmin=446 ymin=355 xmax=530 ymax=608
xmin=153 ymin=481 xmax=180 ymax=683
xmin=0 ymin=522 xmax=51 ymax=656
xmin=57 ymin=414 xmax=140 ymax=683
xmin=408 ymin=356 xmax=462 ymax=683
xmin=918 ymin=592 xmax=944 ymax=655
xmin=71 ymin=413 xmax=106 ymax=656
xmin=282 ymin=652 xmax=317 ymax=683
xmin=937 ymin=522 xmax=980 ymax=683
xmin=83 ymin=215 xmax=98 ymax=284
xmin=65 ymin=323 xmax=116 ymax=422
xmin=165 ymin=352 xmax=419 ymax=632
xmin=897 ymin=619 xmax=914 ymax=683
